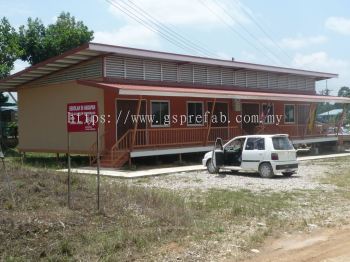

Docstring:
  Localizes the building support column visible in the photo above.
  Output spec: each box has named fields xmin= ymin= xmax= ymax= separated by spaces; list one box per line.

xmin=205 ymin=98 xmax=216 ymax=145
xmin=336 ymin=104 xmax=347 ymax=152
xmin=131 ymin=96 xmax=142 ymax=151
xmin=305 ymin=103 xmax=317 ymax=136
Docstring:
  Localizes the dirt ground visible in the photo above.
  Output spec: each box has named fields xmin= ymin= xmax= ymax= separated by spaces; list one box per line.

xmin=245 ymin=226 xmax=350 ymax=262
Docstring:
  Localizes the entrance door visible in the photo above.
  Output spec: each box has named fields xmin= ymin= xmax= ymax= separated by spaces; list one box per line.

xmin=116 ymin=100 xmax=146 ymax=143
xmin=241 ymin=103 xmax=260 ymax=135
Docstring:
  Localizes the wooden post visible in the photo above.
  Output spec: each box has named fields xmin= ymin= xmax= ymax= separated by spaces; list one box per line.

xmin=96 ymin=126 xmax=101 ymax=211
xmin=336 ymin=104 xmax=347 ymax=146
xmin=131 ymin=96 xmax=142 ymax=150
xmin=67 ymin=133 xmax=71 ymax=209
xmin=20 ymin=152 xmax=26 ymax=165
xmin=128 ymin=156 xmax=132 ymax=169
xmin=205 ymin=98 xmax=216 ymax=145
xmin=305 ymin=103 xmax=317 ymax=136
xmin=179 ymin=153 xmax=182 ymax=164
xmin=1 ymin=157 xmax=15 ymax=207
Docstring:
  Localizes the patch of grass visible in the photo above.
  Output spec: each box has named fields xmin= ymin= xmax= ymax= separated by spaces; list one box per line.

xmin=6 ymin=152 xmax=90 ymax=169
xmin=202 ymin=189 xmax=295 ymax=218
xmin=3 ymin=159 xmax=350 ymax=261
xmin=321 ymin=170 xmax=350 ymax=189
xmin=0 ymin=163 xmax=195 ymax=261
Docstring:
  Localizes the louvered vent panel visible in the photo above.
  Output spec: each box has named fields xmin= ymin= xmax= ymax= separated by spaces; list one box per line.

xmin=268 ymin=74 xmax=278 ymax=89
xmin=125 ymin=58 xmax=144 ymax=80
xmin=235 ymin=70 xmax=246 ymax=87
xmin=105 ymin=55 xmax=124 ymax=78
xmin=297 ymin=77 xmax=306 ymax=90
xmin=207 ymin=67 xmax=221 ymax=85
xmin=246 ymin=71 xmax=258 ymax=88
xmin=221 ymin=68 xmax=234 ymax=86
xmin=257 ymin=72 xmax=268 ymax=89
xmin=145 ymin=60 xmax=161 ymax=81
xmin=288 ymin=76 xmax=298 ymax=89
xmin=278 ymin=75 xmax=289 ymax=89
xmin=162 ymin=62 xmax=178 ymax=82
xmin=35 ymin=58 xmax=102 ymax=85
xmin=179 ymin=64 xmax=193 ymax=83
xmin=306 ymin=79 xmax=315 ymax=90
xmin=193 ymin=65 xmax=207 ymax=83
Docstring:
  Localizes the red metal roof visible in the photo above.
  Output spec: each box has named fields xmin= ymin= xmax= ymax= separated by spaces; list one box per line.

xmin=77 ymin=80 xmax=350 ymax=104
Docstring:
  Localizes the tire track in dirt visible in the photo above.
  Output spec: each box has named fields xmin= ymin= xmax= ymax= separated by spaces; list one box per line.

xmin=244 ymin=227 xmax=350 ymax=262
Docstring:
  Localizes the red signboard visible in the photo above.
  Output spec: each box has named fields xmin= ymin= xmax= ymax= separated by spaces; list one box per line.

xmin=67 ymin=102 xmax=99 ymax=132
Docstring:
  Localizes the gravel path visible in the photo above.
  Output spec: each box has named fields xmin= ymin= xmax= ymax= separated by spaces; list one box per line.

xmin=129 ymin=161 xmax=336 ymax=193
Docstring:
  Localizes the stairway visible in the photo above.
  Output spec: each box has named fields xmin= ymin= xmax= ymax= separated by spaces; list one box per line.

xmin=89 ymin=130 xmax=132 ymax=169
xmin=99 ymin=150 xmax=129 ymax=168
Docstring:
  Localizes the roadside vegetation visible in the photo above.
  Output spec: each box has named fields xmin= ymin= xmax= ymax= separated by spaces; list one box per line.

xmin=1 ymin=156 xmax=350 ymax=261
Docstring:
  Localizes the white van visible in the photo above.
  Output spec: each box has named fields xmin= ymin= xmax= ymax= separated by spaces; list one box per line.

xmin=202 ymin=134 xmax=298 ymax=178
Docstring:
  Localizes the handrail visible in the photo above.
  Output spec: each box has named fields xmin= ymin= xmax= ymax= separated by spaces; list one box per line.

xmin=111 ymin=129 xmax=132 ymax=162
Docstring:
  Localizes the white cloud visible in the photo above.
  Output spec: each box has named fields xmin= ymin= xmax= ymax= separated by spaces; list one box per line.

xmin=11 ymin=60 xmax=30 ymax=74
xmin=279 ymin=35 xmax=327 ymax=50
xmin=240 ymin=50 xmax=257 ymax=62
xmin=107 ymin=0 xmax=249 ymax=28
xmin=325 ymin=17 xmax=350 ymax=35
xmin=97 ymin=0 xmax=251 ymax=53
xmin=292 ymin=52 xmax=350 ymax=94
xmin=293 ymin=52 xmax=348 ymax=72
xmin=94 ymin=24 xmax=161 ymax=49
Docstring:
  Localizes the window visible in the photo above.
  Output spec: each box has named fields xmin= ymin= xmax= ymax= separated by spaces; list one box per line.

xmin=187 ymin=102 xmax=203 ymax=125
xmin=226 ymin=138 xmax=245 ymax=151
xmin=284 ymin=105 xmax=295 ymax=123
xmin=245 ymin=137 xmax=265 ymax=150
xmin=261 ymin=103 xmax=274 ymax=124
xmin=272 ymin=136 xmax=294 ymax=150
xmin=151 ymin=101 xmax=169 ymax=126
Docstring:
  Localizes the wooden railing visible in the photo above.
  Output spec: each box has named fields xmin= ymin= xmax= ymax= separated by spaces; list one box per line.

xmin=255 ymin=123 xmax=330 ymax=139
xmin=92 ymin=123 xmax=336 ymax=166
xmin=132 ymin=126 xmax=241 ymax=148
xmin=110 ymin=130 xmax=132 ymax=165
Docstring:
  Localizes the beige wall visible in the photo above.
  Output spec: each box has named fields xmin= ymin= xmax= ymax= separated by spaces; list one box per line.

xmin=18 ymin=82 xmax=105 ymax=153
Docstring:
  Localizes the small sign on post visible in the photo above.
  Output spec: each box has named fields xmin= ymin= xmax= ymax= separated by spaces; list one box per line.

xmin=67 ymin=102 xmax=100 ymax=210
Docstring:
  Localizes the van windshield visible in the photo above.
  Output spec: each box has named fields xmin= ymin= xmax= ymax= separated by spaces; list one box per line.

xmin=272 ymin=136 xmax=294 ymax=150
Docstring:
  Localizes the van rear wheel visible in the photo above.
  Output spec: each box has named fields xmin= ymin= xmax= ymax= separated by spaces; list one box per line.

xmin=207 ymin=159 xmax=219 ymax=174
xmin=259 ymin=163 xmax=274 ymax=178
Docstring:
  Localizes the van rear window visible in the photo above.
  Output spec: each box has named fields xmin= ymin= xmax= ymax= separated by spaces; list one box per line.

xmin=272 ymin=137 xmax=294 ymax=150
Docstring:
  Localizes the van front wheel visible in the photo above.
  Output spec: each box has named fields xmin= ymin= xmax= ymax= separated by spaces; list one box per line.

xmin=207 ymin=159 xmax=219 ymax=174
xmin=259 ymin=163 xmax=274 ymax=178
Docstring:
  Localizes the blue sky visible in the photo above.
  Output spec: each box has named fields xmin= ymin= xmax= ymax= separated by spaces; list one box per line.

xmin=3 ymin=0 xmax=350 ymax=94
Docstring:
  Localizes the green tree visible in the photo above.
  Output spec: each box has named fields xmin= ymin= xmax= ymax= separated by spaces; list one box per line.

xmin=0 ymin=17 xmax=21 ymax=78
xmin=0 ymin=17 xmax=17 ymax=142
xmin=338 ymin=86 xmax=350 ymax=97
xmin=18 ymin=18 xmax=46 ymax=65
xmin=19 ymin=12 xmax=94 ymax=65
